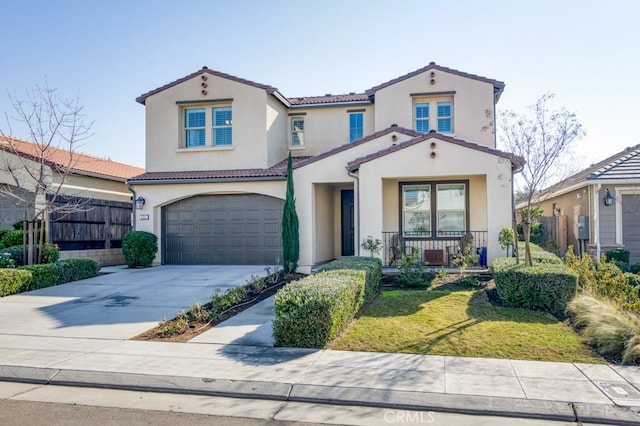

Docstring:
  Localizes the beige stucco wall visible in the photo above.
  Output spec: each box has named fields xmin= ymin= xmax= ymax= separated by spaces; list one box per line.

xmin=57 ymin=173 xmax=131 ymax=203
xmin=537 ymin=186 xmax=591 ymax=249
xmin=357 ymin=138 xmax=512 ymax=265
xmin=132 ymin=180 xmax=286 ymax=265
xmin=286 ymin=105 xmax=375 ymax=157
xmin=373 ymin=69 xmax=496 ymax=147
xmin=266 ymin=96 xmax=289 ymax=167
xmin=143 ymin=73 xmax=271 ymax=172
xmin=313 ymin=183 xmax=335 ymax=263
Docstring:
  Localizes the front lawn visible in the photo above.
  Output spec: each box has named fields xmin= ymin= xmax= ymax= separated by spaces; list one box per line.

xmin=332 ymin=288 xmax=605 ymax=363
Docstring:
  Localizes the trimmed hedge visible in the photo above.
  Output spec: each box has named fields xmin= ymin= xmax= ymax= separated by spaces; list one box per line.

xmin=606 ymin=249 xmax=630 ymax=266
xmin=493 ymin=259 xmax=577 ymax=313
xmin=19 ymin=258 xmax=100 ymax=292
xmin=0 ymin=269 xmax=32 ymax=296
xmin=0 ymin=244 xmax=59 ymax=266
xmin=317 ymin=256 xmax=382 ymax=302
xmin=273 ymin=269 xmax=366 ymax=348
xmin=123 ymin=231 xmax=158 ymax=268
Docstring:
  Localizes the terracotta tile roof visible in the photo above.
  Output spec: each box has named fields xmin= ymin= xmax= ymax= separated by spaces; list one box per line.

xmin=129 ymin=156 xmax=312 ymax=183
xmin=346 ymin=130 xmax=523 ymax=171
xmin=294 ymin=126 xmax=421 ymax=169
xmin=0 ymin=136 xmax=144 ymax=181
xmin=365 ymin=62 xmax=505 ymax=96
xmin=136 ymin=66 xmax=282 ymax=105
xmin=288 ymin=93 xmax=370 ymax=106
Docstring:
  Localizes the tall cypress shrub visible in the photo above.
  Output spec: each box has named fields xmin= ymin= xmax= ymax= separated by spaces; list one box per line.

xmin=282 ymin=153 xmax=299 ymax=273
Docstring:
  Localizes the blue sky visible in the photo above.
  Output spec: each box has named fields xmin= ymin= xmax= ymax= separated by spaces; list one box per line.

xmin=1 ymin=0 xmax=638 ymax=169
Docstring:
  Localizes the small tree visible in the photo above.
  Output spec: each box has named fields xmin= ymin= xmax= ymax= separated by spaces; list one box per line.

xmin=499 ymin=94 xmax=584 ymax=266
xmin=281 ymin=153 xmax=299 ymax=273
xmin=0 ymin=84 xmax=93 ymax=264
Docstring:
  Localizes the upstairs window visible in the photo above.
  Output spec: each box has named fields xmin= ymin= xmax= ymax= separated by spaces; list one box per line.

xmin=413 ymin=96 xmax=454 ymax=134
xmin=291 ymin=116 xmax=305 ymax=146
xmin=182 ymin=104 xmax=232 ymax=148
xmin=212 ymin=106 xmax=232 ymax=146
xmin=414 ymin=103 xmax=430 ymax=133
xmin=349 ymin=112 xmax=364 ymax=143
xmin=185 ymin=108 xmax=206 ymax=147
xmin=437 ymin=101 xmax=453 ymax=133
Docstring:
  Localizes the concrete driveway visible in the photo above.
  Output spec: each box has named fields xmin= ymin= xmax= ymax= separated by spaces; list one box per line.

xmin=0 ymin=265 xmax=267 ymax=340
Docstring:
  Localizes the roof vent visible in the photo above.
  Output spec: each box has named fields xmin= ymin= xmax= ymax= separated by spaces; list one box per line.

xmin=429 ymin=61 xmax=436 ymax=66
xmin=202 ymin=66 xmax=209 ymax=70
xmin=391 ymin=123 xmax=398 ymax=127
xmin=349 ymin=92 xmax=355 ymax=95
xmin=325 ymin=93 xmax=332 ymax=96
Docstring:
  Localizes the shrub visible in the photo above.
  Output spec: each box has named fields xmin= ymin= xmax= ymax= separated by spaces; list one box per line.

xmin=122 ymin=231 xmax=158 ymax=268
xmin=0 ymin=246 xmax=24 ymax=266
xmin=606 ymin=249 xmax=630 ymax=266
xmin=20 ymin=263 xmax=64 ymax=290
xmin=394 ymin=248 xmax=435 ymax=288
xmin=568 ymin=293 xmax=640 ymax=364
xmin=517 ymin=222 xmax=543 ymax=244
xmin=625 ymin=273 xmax=640 ymax=289
xmin=0 ymin=269 xmax=32 ymax=296
xmin=0 ymin=252 xmax=15 ymax=268
xmin=41 ymin=243 xmax=59 ymax=264
xmin=0 ymin=228 xmax=10 ymax=246
xmin=630 ymin=263 xmax=640 ymax=275
xmin=317 ymin=256 xmax=382 ymax=302
xmin=19 ymin=259 xmax=100 ymax=291
xmin=273 ymin=269 xmax=365 ymax=347
xmin=565 ymin=250 xmax=640 ymax=311
xmin=0 ymin=230 xmax=23 ymax=248
xmin=493 ymin=259 xmax=577 ymax=313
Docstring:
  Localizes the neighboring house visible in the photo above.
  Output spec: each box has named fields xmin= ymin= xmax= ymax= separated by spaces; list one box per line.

xmin=532 ymin=144 xmax=640 ymax=263
xmin=0 ymin=136 xmax=144 ymax=265
xmin=129 ymin=62 xmax=523 ymax=273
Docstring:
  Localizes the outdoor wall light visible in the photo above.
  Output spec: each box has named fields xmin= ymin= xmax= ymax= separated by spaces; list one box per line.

xmin=604 ymin=189 xmax=614 ymax=206
xmin=135 ymin=196 xmax=146 ymax=209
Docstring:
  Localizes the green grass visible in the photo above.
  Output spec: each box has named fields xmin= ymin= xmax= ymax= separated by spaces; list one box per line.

xmin=332 ymin=289 xmax=605 ymax=363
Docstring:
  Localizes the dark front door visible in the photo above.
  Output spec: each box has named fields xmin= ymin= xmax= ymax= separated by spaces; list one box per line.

xmin=341 ymin=190 xmax=355 ymax=256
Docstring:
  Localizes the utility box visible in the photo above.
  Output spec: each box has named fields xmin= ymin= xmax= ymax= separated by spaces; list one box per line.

xmin=578 ymin=216 xmax=590 ymax=240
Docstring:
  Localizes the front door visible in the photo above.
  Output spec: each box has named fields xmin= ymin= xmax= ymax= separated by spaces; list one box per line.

xmin=341 ymin=190 xmax=355 ymax=256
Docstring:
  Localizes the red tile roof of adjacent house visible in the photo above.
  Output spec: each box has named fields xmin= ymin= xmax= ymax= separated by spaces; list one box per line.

xmin=365 ymin=62 xmax=505 ymax=96
xmin=346 ymin=130 xmax=523 ymax=171
xmin=0 ymin=136 xmax=145 ymax=181
xmin=128 ymin=156 xmax=312 ymax=183
xmin=288 ymin=93 xmax=370 ymax=106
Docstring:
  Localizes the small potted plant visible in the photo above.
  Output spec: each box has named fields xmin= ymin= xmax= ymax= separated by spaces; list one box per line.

xmin=361 ymin=235 xmax=382 ymax=257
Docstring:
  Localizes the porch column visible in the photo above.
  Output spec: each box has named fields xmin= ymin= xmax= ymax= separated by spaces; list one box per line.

xmin=358 ymin=169 xmax=384 ymax=263
xmin=485 ymin=166 xmax=513 ymax=265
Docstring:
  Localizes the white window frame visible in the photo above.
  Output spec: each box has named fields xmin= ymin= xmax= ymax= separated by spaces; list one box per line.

xmin=290 ymin=116 xmax=305 ymax=147
xmin=349 ymin=112 xmax=364 ymax=143
xmin=436 ymin=101 xmax=453 ymax=133
xmin=184 ymin=108 xmax=206 ymax=148
xmin=413 ymin=96 xmax=454 ymax=134
xmin=212 ymin=106 xmax=232 ymax=146
xmin=181 ymin=103 xmax=233 ymax=149
xmin=614 ymin=187 xmax=640 ymax=245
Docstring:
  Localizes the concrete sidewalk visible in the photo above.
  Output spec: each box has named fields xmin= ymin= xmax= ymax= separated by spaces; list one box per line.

xmin=2 ymin=267 xmax=640 ymax=424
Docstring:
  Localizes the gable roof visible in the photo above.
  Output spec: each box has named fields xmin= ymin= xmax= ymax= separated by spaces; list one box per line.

xmin=586 ymin=144 xmax=640 ymax=181
xmin=128 ymin=156 xmax=312 ymax=184
xmin=136 ymin=66 xmax=283 ymax=105
xmin=346 ymin=130 xmax=523 ymax=171
xmin=365 ymin=62 xmax=505 ymax=98
xmin=137 ymin=62 xmax=504 ymax=108
xmin=0 ymin=136 xmax=144 ymax=182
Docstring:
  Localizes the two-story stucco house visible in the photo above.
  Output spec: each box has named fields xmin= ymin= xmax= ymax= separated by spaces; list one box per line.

xmin=129 ymin=62 xmax=522 ymax=273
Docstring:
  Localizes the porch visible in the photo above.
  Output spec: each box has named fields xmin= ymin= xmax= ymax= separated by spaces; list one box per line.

xmin=382 ymin=230 xmax=488 ymax=267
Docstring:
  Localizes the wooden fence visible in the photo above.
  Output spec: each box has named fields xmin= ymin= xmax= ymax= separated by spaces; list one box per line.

xmin=538 ymin=215 xmax=568 ymax=254
xmin=48 ymin=195 xmax=132 ymax=251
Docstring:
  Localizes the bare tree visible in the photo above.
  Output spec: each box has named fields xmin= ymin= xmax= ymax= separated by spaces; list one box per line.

xmin=0 ymin=84 xmax=93 ymax=264
xmin=498 ymin=93 xmax=585 ymax=266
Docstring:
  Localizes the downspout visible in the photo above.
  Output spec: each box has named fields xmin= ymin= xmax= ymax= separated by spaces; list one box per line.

xmin=594 ymin=183 xmax=601 ymax=258
xmin=126 ymin=181 xmax=136 ymax=230
xmin=347 ymin=168 xmax=360 ymax=256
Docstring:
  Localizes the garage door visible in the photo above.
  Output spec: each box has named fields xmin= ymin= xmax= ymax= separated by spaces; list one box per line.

xmin=622 ymin=194 xmax=640 ymax=264
xmin=163 ymin=194 xmax=283 ymax=264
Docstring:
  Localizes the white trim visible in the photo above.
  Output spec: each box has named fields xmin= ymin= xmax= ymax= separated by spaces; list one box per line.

xmin=614 ymin=186 xmax=640 ymax=245
xmin=595 ymin=183 xmax=601 ymax=258
xmin=176 ymin=146 xmax=234 ymax=153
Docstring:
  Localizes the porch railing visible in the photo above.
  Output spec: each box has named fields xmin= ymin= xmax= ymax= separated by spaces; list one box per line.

xmin=382 ymin=231 xmax=488 ymax=267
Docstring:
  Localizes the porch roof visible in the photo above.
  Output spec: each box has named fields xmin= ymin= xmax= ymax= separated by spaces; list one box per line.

xmin=293 ymin=126 xmax=421 ymax=170
xmin=346 ymin=130 xmax=524 ymax=171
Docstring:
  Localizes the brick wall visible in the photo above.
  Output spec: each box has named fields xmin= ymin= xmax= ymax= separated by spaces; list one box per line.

xmin=58 ymin=248 xmax=125 ymax=266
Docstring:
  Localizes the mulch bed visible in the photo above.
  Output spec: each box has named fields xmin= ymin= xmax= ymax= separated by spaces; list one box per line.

xmin=132 ymin=272 xmax=305 ymax=343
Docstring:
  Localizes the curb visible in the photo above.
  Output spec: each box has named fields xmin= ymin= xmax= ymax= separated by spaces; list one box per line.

xmin=2 ymin=365 xmax=640 ymax=425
